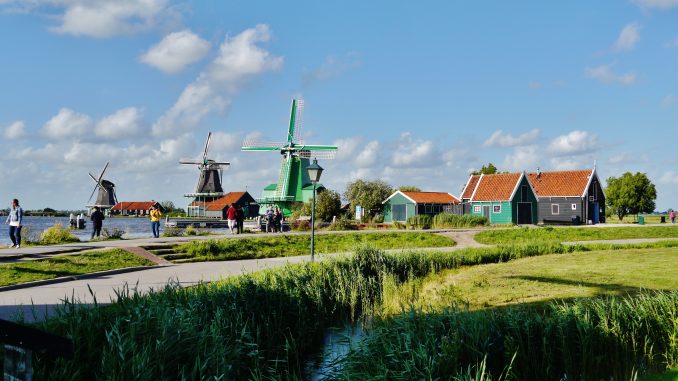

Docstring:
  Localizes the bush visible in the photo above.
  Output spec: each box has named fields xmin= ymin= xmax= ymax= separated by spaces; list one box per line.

xmin=184 ymin=225 xmax=209 ymax=236
xmin=432 ymin=213 xmax=488 ymax=228
xmin=407 ymin=214 xmax=432 ymax=230
xmin=327 ymin=216 xmax=358 ymax=231
xmin=372 ymin=214 xmax=384 ymax=224
xmin=161 ymin=226 xmax=183 ymax=237
xmin=38 ymin=223 xmax=80 ymax=245
xmin=102 ymin=228 xmax=125 ymax=240
xmin=392 ymin=221 xmax=406 ymax=230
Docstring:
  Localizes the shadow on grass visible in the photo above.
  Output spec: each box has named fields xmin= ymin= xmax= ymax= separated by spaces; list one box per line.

xmin=507 ymin=275 xmax=674 ymax=297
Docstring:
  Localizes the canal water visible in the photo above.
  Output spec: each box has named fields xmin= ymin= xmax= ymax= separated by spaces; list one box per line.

xmin=0 ymin=216 xmax=231 ymax=245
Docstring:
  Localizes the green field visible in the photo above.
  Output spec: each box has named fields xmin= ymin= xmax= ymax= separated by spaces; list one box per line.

xmin=173 ymin=232 xmax=455 ymax=262
xmin=0 ymin=249 xmax=154 ymax=286
xmin=475 ymin=225 xmax=678 ymax=244
xmin=383 ymin=247 xmax=678 ymax=312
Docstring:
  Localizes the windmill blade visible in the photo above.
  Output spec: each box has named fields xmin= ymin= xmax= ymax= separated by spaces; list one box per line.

xmin=97 ymin=161 xmax=109 ymax=184
xmin=88 ymin=184 xmax=99 ymax=204
xmin=210 ymin=162 xmax=231 ymax=165
xmin=203 ymin=132 xmax=212 ymax=162
xmin=292 ymin=99 xmax=304 ymax=144
xmin=242 ymin=138 xmax=286 ymax=150
xmin=298 ymin=150 xmax=337 ymax=160
xmin=179 ymin=160 xmax=204 ymax=165
xmin=296 ymin=144 xmax=337 ymax=150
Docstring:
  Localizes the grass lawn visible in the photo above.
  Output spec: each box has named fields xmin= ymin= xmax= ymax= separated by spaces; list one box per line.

xmin=174 ymin=232 xmax=455 ymax=262
xmin=383 ymin=247 xmax=678 ymax=312
xmin=475 ymin=225 xmax=678 ymax=244
xmin=639 ymin=369 xmax=678 ymax=381
xmin=0 ymin=249 xmax=154 ymax=287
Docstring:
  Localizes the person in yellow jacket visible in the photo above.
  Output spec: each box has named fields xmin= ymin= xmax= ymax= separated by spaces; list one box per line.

xmin=150 ymin=204 xmax=162 ymax=238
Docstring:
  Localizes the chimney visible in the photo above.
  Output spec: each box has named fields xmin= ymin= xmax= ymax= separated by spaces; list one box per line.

xmin=536 ymin=167 xmax=541 ymax=178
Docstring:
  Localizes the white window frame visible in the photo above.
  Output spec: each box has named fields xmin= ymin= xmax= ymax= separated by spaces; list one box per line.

xmin=493 ymin=205 xmax=501 ymax=213
xmin=473 ymin=205 xmax=481 ymax=213
xmin=552 ymin=204 xmax=559 ymax=215
xmin=571 ymin=203 xmax=577 ymax=210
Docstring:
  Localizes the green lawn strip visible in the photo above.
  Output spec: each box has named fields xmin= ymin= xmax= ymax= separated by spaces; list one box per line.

xmin=175 ymin=232 xmax=455 ymax=262
xmin=639 ymin=369 xmax=678 ymax=381
xmin=475 ymin=225 xmax=678 ymax=244
xmin=393 ymin=247 xmax=678 ymax=312
xmin=0 ymin=249 xmax=154 ymax=287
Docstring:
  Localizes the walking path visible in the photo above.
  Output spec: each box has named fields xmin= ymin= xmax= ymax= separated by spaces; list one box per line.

xmin=1 ymin=225 xmax=676 ymax=321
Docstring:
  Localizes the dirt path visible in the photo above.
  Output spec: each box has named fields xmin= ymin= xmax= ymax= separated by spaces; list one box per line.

xmin=436 ymin=230 xmax=490 ymax=248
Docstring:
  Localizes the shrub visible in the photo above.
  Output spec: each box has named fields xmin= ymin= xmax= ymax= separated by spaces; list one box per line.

xmin=161 ymin=226 xmax=183 ymax=237
xmin=392 ymin=221 xmax=406 ymax=230
xmin=432 ymin=213 xmax=488 ymax=228
xmin=102 ymin=227 xmax=125 ymax=240
xmin=327 ymin=216 xmax=358 ymax=231
xmin=38 ymin=223 xmax=80 ymax=245
xmin=407 ymin=214 xmax=432 ymax=230
xmin=372 ymin=214 xmax=384 ymax=224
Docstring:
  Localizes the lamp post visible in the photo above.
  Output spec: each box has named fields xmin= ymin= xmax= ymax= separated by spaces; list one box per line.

xmin=306 ymin=158 xmax=324 ymax=261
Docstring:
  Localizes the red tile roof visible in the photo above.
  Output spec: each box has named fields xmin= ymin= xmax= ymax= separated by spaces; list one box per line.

xmin=205 ymin=192 xmax=247 ymax=211
xmin=471 ymin=173 xmax=523 ymax=201
xmin=461 ymin=175 xmax=480 ymax=200
xmin=402 ymin=191 xmax=460 ymax=204
xmin=527 ymin=170 xmax=593 ymax=197
xmin=111 ymin=201 xmax=157 ymax=211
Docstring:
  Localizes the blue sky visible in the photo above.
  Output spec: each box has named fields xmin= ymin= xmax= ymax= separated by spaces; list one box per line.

xmin=1 ymin=0 xmax=678 ymax=210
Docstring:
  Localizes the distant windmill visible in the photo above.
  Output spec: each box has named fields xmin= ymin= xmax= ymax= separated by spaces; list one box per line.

xmin=242 ymin=99 xmax=338 ymax=216
xmin=180 ymin=132 xmax=231 ymax=216
xmin=87 ymin=162 xmax=118 ymax=210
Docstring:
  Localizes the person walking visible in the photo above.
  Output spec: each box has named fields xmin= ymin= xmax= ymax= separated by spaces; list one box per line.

xmin=150 ymin=204 xmax=162 ymax=238
xmin=90 ymin=207 xmax=105 ymax=239
xmin=671 ymin=210 xmax=676 ymax=224
xmin=226 ymin=203 xmax=238 ymax=234
xmin=6 ymin=199 xmax=23 ymax=249
xmin=275 ymin=207 xmax=283 ymax=233
xmin=236 ymin=205 xmax=245 ymax=234
xmin=266 ymin=208 xmax=275 ymax=233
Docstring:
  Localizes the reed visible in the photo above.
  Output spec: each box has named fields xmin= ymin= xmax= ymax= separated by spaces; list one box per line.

xmin=432 ymin=213 xmax=489 ymax=228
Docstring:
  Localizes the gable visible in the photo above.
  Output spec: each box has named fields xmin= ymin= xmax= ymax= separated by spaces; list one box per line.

xmin=527 ymin=170 xmax=593 ymax=198
xmin=461 ymin=175 xmax=480 ymax=200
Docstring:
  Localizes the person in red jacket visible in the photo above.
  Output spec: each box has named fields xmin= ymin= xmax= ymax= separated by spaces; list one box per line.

xmin=226 ymin=203 xmax=238 ymax=234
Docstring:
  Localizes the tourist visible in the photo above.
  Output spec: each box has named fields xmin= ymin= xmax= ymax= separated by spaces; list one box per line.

xmin=266 ymin=208 xmax=275 ymax=233
xmin=90 ymin=207 xmax=105 ymax=239
xmin=226 ymin=203 xmax=238 ymax=234
xmin=236 ymin=205 xmax=245 ymax=234
xmin=6 ymin=198 xmax=23 ymax=249
xmin=671 ymin=210 xmax=676 ymax=224
xmin=150 ymin=205 xmax=162 ymax=238
xmin=275 ymin=207 xmax=284 ymax=233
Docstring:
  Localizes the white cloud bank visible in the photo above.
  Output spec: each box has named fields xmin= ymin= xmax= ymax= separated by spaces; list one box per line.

xmin=95 ymin=107 xmax=143 ymax=139
xmin=547 ymin=130 xmax=599 ymax=156
xmin=585 ymin=64 xmax=636 ymax=85
xmin=613 ymin=23 xmax=640 ymax=51
xmin=632 ymin=0 xmax=678 ymax=9
xmin=3 ymin=121 xmax=26 ymax=140
xmin=152 ymin=24 xmax=283 ymax=136
xmin=42 ymin=108 xmax=92 ymax=140
xmin=483 ymin=129 xmax=540 ymax=148
xmin=140 ymin=30 xmax=211 ymax=74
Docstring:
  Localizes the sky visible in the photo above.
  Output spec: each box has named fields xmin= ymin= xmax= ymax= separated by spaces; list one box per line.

xmin=1 ymin=0 xmax=678 ymax=211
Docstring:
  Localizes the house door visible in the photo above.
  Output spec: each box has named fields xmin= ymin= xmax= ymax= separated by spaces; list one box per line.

xmin=517 ymin=202 xmax=533 ymax=224
xmin=392 ymin=204 xmax=406 ymax=222
xmin=482 ymin=206 xmax=491 ymax=221
xmin=593 ymin=203 xmax=599 ymax=224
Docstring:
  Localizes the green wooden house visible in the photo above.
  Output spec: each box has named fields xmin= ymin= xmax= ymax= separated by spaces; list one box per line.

xmin=383 ymin=191 xmax=460 ymax=222
xmin=460 ymin=172 xmax=538 ymax=224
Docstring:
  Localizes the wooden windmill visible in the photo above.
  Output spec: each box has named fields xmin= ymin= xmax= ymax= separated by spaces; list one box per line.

xmin=242 ymin=99 xmax=338 ymax=216
xmin=87 ymin=162 xmax=118 ymax=210
xmin=180 ymin=132 xmax=230 ymax=216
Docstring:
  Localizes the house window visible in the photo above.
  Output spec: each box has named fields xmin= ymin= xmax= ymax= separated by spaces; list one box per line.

xmin=572 ymin=203 xmax=577 ymax=210
xmin=493 ymin=205 xmax=501 ymax=213
xmin=474 ymin=205 xmax=481 ymax=213
xmin=552 ymin=204 xmax=559 ymax=215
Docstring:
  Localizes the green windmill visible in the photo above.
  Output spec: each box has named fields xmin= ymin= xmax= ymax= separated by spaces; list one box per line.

xmin=242 ymin=99 xmax=338 ymax=216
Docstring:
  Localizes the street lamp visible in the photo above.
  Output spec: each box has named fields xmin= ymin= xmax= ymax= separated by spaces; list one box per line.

xmin=307 ymin=158 xmax=324 ymax=261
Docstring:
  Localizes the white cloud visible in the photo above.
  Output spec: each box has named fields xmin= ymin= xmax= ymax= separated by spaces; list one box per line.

xmin=585 ymin=64 xmax=636 ymax=85
xmin=42 ymin=108 xmax=92 ymax=140
xmin=632 ymin=0 xmax=678 ymax=9
xmin=662 ymin=94 xmax=677 ymax=107
xmin=547 ymin=130 xmax=599 ymax=156
xmin=96 ymin=107 xmax=143 ymax=139
xmin=392 ymin=133 xmax=437 ymax=168
xmin=483 ymin=129 xmax=540 ymax=148
xmin=355 ymin=140 xmax=379 ymax=168
xmin=613 ymin=23 xmax=640 ymax=51
xmin=503 ymin=145 xmax=539 ymax=171
xmin=660 ymin=171 xmax=678 ymax=184
xmin=550 ymin=157 xmax=584 ymax=171
xmin=333 ymin=137 xmax=362 ymax=160
xmin=3 ymin=121 xmax=26 ymax=140
xmin=208 ymin=132 xmax=241 ymax=154
xmin=140 ymin=29 xmax=211 ymax=74
xmin=51 ymin=0 xmax=174 ymax=38
xmin=152 ymin=24 xmax=283 ymax=136
xmin=302 ymin=52 xmax=361 ymax=86
xmin=665 ymin=37 xmax=678 ymax=48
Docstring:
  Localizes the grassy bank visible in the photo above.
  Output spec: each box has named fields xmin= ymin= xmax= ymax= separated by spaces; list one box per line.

xmin=0 ymin=249 xmax=154 ymax=287
xmin=173 ymin=232 xmax=455 ymax=262
xmin=475 ymin=225 xmax=678 ymax=244
xmin=9 ymin=244 xmax=678 ymax=380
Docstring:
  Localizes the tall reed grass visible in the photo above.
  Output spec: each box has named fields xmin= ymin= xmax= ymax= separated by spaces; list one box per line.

xmin=433 ymin=213 xmax=489 ymax=228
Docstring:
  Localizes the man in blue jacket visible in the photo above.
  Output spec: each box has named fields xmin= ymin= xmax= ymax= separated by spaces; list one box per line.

xmin=6 ymin=198 xmax=23 ymax=249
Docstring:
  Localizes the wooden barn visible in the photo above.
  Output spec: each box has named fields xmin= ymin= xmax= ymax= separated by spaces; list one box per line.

xmin=460 ymin=172 xmax=538 ymax=224
xmin=383 ymin=191 xmax=460 ymax=222
xmin=203 ymin=191 xmax=259 ymax=219
xmin=111 ymin=201 xmax=162 ymax=216
xmin=527 ymin=168 xmax=605 ymax=224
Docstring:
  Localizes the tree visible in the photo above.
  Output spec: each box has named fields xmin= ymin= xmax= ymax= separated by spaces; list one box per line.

xmin=471 ymin=163 xmax=499 ymax=176
xmin=343 ymin=179 xmax=394 ymax=216
xmin=606 ymin=172 xmax=657 ymax=221
xmin=398 ymin=186 xmax=421 ymax=192
xmin=293 ymin=189 xmax=342 ymax=222
xmin=160 ymin=201 xmax=176 ymax=211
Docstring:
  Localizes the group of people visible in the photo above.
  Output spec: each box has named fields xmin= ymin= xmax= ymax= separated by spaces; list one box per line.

xmin=260 ymin=207 xmax=284 ymax=233
xmin=226 ymin=203 xmax=245 ymax=234
xmin=89 ymin=204 xmax=163 ymax=239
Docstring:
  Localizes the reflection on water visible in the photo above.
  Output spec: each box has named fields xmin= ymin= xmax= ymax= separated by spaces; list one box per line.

xmin=305 ymin=323 xmax=365 ymax=380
